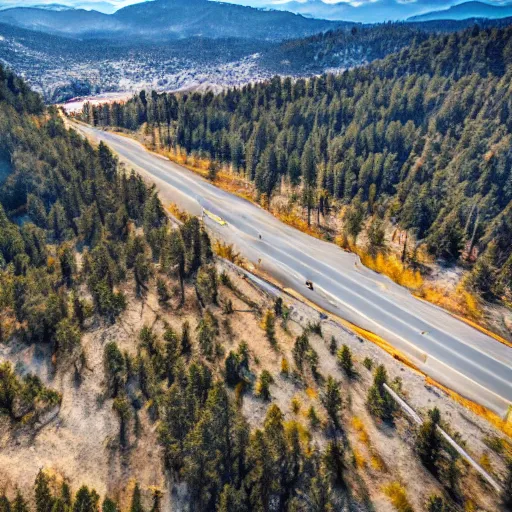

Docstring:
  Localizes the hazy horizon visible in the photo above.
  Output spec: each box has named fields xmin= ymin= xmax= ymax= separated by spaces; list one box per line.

xmin=3 ymin=0 xmax=512 ymax=22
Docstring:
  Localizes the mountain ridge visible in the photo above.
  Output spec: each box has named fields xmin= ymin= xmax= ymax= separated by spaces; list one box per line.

xmin=0 ymin=0 xmax=342 ymax=41
xmin=409 ymin=1 xmax=512 ymax=21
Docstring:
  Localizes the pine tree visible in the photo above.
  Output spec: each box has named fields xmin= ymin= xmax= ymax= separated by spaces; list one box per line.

xmin=262 ymin=310 xmax=276 ymax=346
xmin=323 ymin=439 xmax=345 ymax=486
xmin=130 ymin=484 xmax=144 ymax=512
xmin=308 ymin=475 xmax=332 ymax=512
xmin=149 ymin=489 xmax=162 ymax=512
xmin=72 ymin=487 xmax=95 ymax=512
xmin=113 ymin=394 xmax=132 ymax=447
xmin=104 ymin=342 xmax=126 ymax=397
xmin=101 ymin=498 xmax=118 ymax=512
xmin=196 ymin=264 xmax=218 ymax=305
xmin=12 ymin=491 xmax=29 ymax=512
xmin=165 ymin=229 xmax=185 ymax=304
xmin=156 ymin=277 xmax=170 ymax=304
xmin=425 ymin=495 xmax=445 ymax=512
xmin=329 ymin=336 xmax=337 ymax=355
xmin=337 ymin=344 xmax=354 ymax=377
xmin=0 ymin=495 xmax=11 ymax=512
xmin=416 ymin=407 xmax=442 ymax=473
xmin=256 ymin=371 xmax=273 ymax=401
xmin=367 ymin=365 xmax=395 ymax=421
xmin=217 ymin=485 xmax=247 ymax=512
xmin=60 ymin=482 xmax=71 ymax=509
xmin=502 ymin=458 xmax=512 ymax=510
xmin=181 ymin=321 xmax=191 ymax=355
xmin=322 ymin=376 xmax=342 ymax=431
xmin=301 ymin=140 xmax=316 ymax=226
xmin=367 ymin=218 xmax=386 ymax=256
xmin=35 ymin=470 xmax=54 ymax=512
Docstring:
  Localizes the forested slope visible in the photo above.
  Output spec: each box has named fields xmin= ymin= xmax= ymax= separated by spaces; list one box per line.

xmin=260 ymin=24 xmax=431 ymax=74
xmin=0 ymin=64 xmax=360 ymax=512
xmin=2 ymin=60 xmax=512 ymax=512
xmin=85 ymin=25 xmax=512 ymax=301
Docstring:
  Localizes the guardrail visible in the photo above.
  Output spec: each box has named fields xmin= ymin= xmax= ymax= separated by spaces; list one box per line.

xmin=167 ymin=207 xmax=504 ymax=496
xmin=383 ymin=383 xmax=502 ymax=494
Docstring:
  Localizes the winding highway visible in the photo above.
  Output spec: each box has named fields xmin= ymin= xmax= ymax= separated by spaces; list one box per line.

xmin=74 ymin=123 xmax=512 ymax=418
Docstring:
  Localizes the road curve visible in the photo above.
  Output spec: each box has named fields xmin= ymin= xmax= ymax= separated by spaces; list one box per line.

xmin=75 ymin=124 xmax=512 ymax=417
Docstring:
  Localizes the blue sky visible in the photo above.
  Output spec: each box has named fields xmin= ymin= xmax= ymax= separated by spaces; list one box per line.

xmin=2 ymin=0 xmax=512 ymax=20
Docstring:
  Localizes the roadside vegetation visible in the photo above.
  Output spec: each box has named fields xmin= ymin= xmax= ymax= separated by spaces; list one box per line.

xmin=1 ymin=37 xmax=511 ymax=512
xmin=80 ymin=25 xmax=512 ymax=339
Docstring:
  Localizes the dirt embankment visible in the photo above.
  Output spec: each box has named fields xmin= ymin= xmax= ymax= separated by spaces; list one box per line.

xmin=0 ymin=258 xmax=508 ymax=511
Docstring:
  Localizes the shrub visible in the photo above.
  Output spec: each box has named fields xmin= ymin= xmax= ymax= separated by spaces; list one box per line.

xmin=363 ymin=357 xmax=374 ymax=370
xmin=382 ymin=482 xmax=413 ymax=512
xmin=291 ymin=396 xmax=301 ymax=415
xmin=261 ymin=309 xmax=277 ymax=346
xmin=256 ymin=370 xmax=273 ymax=401
xmin=307 ymin=405 xmax=320 ymax=430
xmin=280 ymin=358 xmax=289 ymax=376
xmin=329 ymin=336 xmax=337 ymax=355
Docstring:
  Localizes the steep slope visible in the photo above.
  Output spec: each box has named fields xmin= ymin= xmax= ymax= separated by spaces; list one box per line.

xmin=0 ymin=61 xmax=511 ymax=512
xmin=0 ymin=0 xmax=341 ymax=41
xmin=261 ymin=23 xmax=430 ymax=74
xmin=263 ymin=17 xmax=512 ymax=74
xmin=0 ymin=7 xmax=124 ymax=37
xmin=112 ymin=0 xmax=343 ymax=41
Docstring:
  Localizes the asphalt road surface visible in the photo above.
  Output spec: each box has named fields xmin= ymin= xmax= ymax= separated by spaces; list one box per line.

xmin=75 ymin=124 xmax=512 ymax=417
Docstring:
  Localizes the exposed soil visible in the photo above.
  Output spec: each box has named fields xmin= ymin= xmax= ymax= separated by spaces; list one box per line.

xmin=0 ymin=258 xmax=508 ymax=511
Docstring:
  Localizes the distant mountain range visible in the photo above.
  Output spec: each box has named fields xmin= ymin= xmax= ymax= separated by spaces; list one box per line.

xmin=0 ymin=1 xmax=121 ymax=13
xmin=0 ymin=0 xmax=342 ymax=41
xmin=1 ymin=0 xmax=512 ymax=32
xmin=409 ymin=1 xmax=512 ymax=22
xmin=238 ymin=0 xmax=512 ymax=23
xmin=0 ymin=3 xmax=73 ymax=11
xmin=256 ymin=0 xmax=428 ymax=23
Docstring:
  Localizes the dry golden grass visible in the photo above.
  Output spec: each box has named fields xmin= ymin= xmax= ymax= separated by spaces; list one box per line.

xmin=478 ymin=452 xmax=492 ymax=473
xmin=416 ymin=283 xmax=482 ymax=321
xmin=356 ymin=250 xmax=423 ymax=290
xmin=284 ymin=420 xmax=312 ymax=446
xmin=352 ymin=416 xmax=370 ymax=445
xmin=345 ymin=242 xmax=510 ymax=346
xmin=382 ymin=482 xmax=413 ymax=512
xmin=212 ymin=240 xmax=245 ymax=266
xmin=305 ymin=387 xmax=318 ymax=400
xmin=167 ymin=202 xmax=189 ymax=223
xmin=352 ymin=448 xmax=367 ymax=469
xmin=370 ymin=455 xmax=387 ymax=472
xmin=166 ymin=145 xmax=257 ymax=203
xmin=351 ymin=416 xmax=387 ymax=473
xmin=340 ymin=318 xmax=422 ymax=373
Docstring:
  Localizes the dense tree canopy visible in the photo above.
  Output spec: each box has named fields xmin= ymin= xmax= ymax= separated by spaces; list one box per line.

xmin=85 ymin=25 xmax=512 ymax=300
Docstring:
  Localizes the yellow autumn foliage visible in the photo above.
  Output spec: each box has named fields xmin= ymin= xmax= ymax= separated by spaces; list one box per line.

xmin=355 ymin=249 xmax=423 ymax=290
xmin=212 ymin=240 xmax=245 ymax=266
xmin=382 ymin=482 xmax=413 ymax=512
